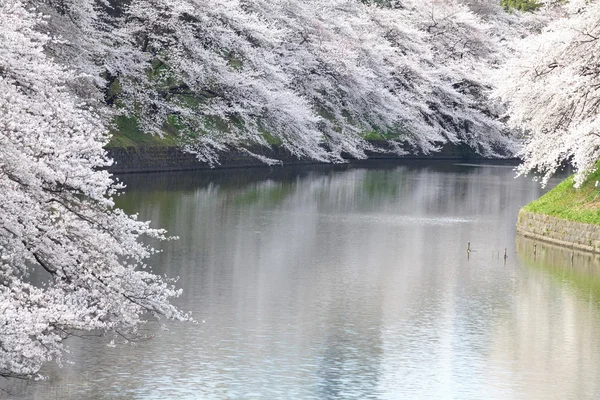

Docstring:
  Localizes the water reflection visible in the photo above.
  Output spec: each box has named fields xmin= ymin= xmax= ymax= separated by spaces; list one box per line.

xmin=4 ymin=161 xmax=600 ymax=399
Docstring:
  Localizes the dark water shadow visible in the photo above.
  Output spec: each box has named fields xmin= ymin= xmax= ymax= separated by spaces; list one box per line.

xmin=114 ymin=159 xmax=520 ymax=193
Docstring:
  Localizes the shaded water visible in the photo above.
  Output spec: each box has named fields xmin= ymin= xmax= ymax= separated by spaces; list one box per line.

xmin=4 ymin=161 xmax=600 ymax=399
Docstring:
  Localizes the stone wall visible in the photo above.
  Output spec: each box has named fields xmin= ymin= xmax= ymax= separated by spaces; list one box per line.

xmin=517 ymin=210 xmax=600 ymax=253
xmin=106 ymin=146 xmax=316 ymax=174
xmin=106 ymin=141 xmax=496 ymax=174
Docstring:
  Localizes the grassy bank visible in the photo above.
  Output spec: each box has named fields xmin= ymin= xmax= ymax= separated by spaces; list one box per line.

xmin=104 ymin=115 xmax=401 ymax=150
xmin=524 ymin=162 xmax=600 ymax=225
xmin=106 ymin=116 xmax=181 ymax=148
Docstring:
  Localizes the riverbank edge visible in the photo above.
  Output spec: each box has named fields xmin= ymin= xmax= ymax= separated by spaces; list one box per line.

xmin=105 ymin=142 xmax=513 ymax=174
xmin=517 ymin=210 xmax=600 ymax=253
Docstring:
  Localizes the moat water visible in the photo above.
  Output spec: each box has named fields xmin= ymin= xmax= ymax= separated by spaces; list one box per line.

xmin=5 ymin=161 xmax=600 ymax=399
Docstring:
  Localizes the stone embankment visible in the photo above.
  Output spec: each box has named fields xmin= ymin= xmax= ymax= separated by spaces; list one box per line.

xmin=517 ymin=210 xmax=600 ymax=253
xmin=106 ymin=145 xmax=313 ymax=173
xmin=106 ymin=141 xmax=496 ymax=174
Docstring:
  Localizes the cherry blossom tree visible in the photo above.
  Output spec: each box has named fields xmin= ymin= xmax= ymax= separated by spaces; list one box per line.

xmin=497 ymin=0 xmax=600 ymax=186
xmin=38 ymin=0 xmax=521 ymax=164
xmin=5 ymin=0 xmax=525 ymax=380
xmin=0 ymin=0 xmax=185 ymax=378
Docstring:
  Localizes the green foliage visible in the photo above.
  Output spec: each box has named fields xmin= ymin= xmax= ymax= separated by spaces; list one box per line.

xmin=107 ymin=57 xmax=207 ymax=146
xmin=524 ymin=161 xmax=600 ymax=225
xmin=227 ymin=52 xmax=244 ymax=70
xmin=361 ymin=130 xmax=404 ymax=141
xmin=106 ymin=78 xmax=122 ymax=105
xmin=148 ymin=58 xmax=171 ymax=81
xmin=261 ymin=130 xmax=283 ymax=146
xmin=107 ymin=115 xmax=180 ymax=148
xmin=359 ymin=0 xmax=397 ymax=7
xmin=362 ymin=131 xmax=385 ymax=141
xmin=501 ymin=0 xmax=543 ymax=12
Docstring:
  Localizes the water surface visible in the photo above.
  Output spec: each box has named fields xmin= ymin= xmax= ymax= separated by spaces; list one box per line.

xmin=4 ymin=161 xmax=600 ymax=399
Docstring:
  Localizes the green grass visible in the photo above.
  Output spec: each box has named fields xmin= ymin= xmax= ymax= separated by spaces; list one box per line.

xmin=524 ymin=162 xmax=600 ymax=225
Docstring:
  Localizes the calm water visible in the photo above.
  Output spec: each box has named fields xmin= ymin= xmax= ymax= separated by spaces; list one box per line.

xmin=4 ymin=161 xmax=600 ymax=399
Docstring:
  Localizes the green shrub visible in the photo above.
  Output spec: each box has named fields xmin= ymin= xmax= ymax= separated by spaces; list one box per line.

xmin=501 ymin=0 xmax=543 ymax=12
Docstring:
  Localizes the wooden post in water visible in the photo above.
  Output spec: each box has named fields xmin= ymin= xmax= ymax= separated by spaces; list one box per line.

xmin=504 ymin=248 xmax=507 ymax=264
